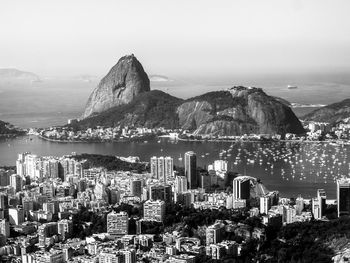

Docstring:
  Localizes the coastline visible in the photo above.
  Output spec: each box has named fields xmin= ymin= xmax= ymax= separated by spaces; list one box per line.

xmin=176 ymin=137 xmax=330 ymax=144
xmin=37 ymin=134 xmax=156 ymax=143
xmin=38 ymin=134 xmax=100 ymax=143
xmin=0 ymin=132 xmax=343 ymax=199
xmin=0 ymin=133 xmax=26 ymax=138
xmin=36 ymin=133 xmax=342 ymax=145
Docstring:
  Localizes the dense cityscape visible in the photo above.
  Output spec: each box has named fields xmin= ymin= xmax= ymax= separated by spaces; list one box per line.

xmin=0 ymin=149 xmax=348 ymax=262
xmin=1 ymin=1 xmax=350 ymax=262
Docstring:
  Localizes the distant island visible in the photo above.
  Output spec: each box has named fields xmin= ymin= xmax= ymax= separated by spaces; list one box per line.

xmin=291 ymin=103 xmax=327 ymax=108
xmin=0 ymin=68 xmax=40 ymax=82
xmin=149 ymin=74 xmax=171 ymax=82
xmin=75 ymin=74 xmax=98 ymax=83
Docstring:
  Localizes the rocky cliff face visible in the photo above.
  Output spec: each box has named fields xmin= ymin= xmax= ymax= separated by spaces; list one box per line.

xmin=177 ymin=86 xmax=304 ymax=136
xmin=83 ymin=54 xmax=150 ymax=118
xmin=80 ymin=55 xmax=303 ymax=136
xmin=79 ymin=86 xmax=303 ymax=136
xmin=77 ymin=90 xmax=183 ymax=129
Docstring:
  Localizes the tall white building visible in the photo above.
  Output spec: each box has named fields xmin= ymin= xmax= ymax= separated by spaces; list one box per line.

xmin=157 ymin=157 xmax=165 ymax=182
xmin=150 ymin=156 xmax=173 ymax=183
xmin=8 ymin=208 xmax=24 ymax=225
xmin=57 ymin=219 xmax=73 ymax=240
xmin=175 ymin=176 xmax=188 ymax=194
xmin=150 ymin=156 xmax=158 ymax=178
xmin=99 ymin=252 xmax=124 ymax=263
xmin=41 ymin=159 xmax=59 ymax=179
xmin=260 ymin=196 xmax=270 ymax=214
xmin=94 ymin=182 xmax=108 ymax=202
xmin=295 ymin=196 xmax=304 ymax=215
xmin=312 ymin=198 xmax=321 ymax=219
xmin=107 ymin=211 xmax=129 ymax=236
xmin=0 ymin=220 xmax=10 ymax=237
xmin=213 ymin=160 xmax=228 ymax=172
xmin=285 ymin=206 xmax=296 ymax=224
xmin=164 ymin=157 xmax=174 ymax=180
xmin=16 ymin=161 xmax=25 ymax=177
xmin=16 ymin=153 xmax=28 ymax=177
xmin=16 ymin=153 xmax=62 ymax=180
xmin=25 ymin=154 xmax=39 ymax=178
xmin=123 ymin=249 xmax=136 ymax=263
xmin=144 ymin=200 xmax=165 ymax=222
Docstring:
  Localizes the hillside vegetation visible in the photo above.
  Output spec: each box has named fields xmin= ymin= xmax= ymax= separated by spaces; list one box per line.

xmin=303 ymin=98 xmax=350 ymax=123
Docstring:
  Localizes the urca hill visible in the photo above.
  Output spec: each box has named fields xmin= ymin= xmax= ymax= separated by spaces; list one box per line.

xmin=303 ymin=98 xmax=350 ymax=124
xmin=79 ymin=54 xmax=304 ymax=136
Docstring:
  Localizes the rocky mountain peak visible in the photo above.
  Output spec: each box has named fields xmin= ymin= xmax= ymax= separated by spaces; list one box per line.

xmin=227 ymin=86 xmax=266 ymax=98
xmin=83 ymin=54 xmax=150 ymax=118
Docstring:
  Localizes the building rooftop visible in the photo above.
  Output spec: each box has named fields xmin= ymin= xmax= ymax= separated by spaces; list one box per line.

xmin=337 ymin=178 xmax=350 ymax=185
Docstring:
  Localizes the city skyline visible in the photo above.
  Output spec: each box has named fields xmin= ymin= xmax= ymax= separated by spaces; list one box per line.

xmin=0 ymin=142 xmax=350 ymax=262
xmin=1 ymin=1 xmax=350 ymax=262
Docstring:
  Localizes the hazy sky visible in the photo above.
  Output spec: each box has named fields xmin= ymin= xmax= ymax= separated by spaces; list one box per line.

xmin=0 ymin=0 xmax=349 ymax=77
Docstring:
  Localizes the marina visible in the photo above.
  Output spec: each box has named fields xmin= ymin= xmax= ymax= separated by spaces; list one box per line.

xmin=1 ymin=135 xmax=348 ymax=199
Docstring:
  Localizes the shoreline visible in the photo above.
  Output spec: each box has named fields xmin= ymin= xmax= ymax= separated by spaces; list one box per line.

xmin=176 ymin=137 xmax=331 ymax=144
xmin=0 ymin=133 xmax=343 ymax=199
xmin=0 ymin=133 xmax=26 ymax=138
xmin=36 ymin=133 xmax=345 ymax=146
xmin=38 ymin=134 xmax=95 ymax=143
xmin=37 ymin=134 xmax=156 ymax=144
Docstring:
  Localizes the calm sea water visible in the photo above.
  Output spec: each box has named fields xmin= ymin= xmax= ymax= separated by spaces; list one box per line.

xmin=0 ymin=135 xmax=347 ymax=199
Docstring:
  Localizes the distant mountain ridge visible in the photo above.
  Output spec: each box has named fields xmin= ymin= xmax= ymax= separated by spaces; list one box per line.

xmin=0 ymin=68 xmax=40 ymax=82
xmin=79 ymin=55 xmax=304 ymax=136
xmin=303 ymin=98 xmax=350 ymax=123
